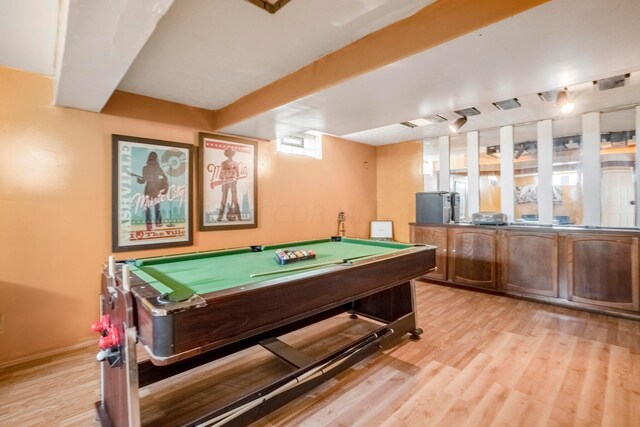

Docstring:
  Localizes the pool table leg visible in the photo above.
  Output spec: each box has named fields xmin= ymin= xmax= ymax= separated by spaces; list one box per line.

xmin=408 ymin=279 xmax=423 ymax=340
xmin=351 ymin=281 xmax=415 ymax=319
xmin=349 ymin=280 xmax=423 ymax=344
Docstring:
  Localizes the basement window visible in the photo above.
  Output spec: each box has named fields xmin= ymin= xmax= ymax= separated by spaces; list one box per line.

xmin=277 ymin=133 xmax=323 ymax=159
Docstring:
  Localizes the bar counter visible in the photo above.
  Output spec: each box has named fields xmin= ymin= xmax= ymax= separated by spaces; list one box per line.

xmin=410 ymin=222 xmax=640 ymax=319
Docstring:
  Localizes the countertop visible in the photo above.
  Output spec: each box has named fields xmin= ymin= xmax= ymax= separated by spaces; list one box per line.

xmin=410 ymin=222 xmax=640 ymax=235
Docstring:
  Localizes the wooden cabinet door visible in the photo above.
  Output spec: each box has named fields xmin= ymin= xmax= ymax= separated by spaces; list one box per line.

xmin=447 ymin=228 xmax=497 ymax=288
xmin=500 ymin=231 xmax=558 ymax=297
xmin=410 ymin=225 xmax=447 ymax=281
xmin=567 ymin=234 xmax=639 ymax=311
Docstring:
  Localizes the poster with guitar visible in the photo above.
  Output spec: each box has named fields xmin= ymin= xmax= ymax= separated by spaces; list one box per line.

xmin=112 ymin=134 xmax=193 ymax=252
xmin=198 ymin=133 xmax=257 ymax=231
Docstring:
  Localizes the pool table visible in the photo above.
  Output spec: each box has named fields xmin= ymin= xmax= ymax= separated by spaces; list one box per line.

xmin=95 ymin=237 xmax=435 ymax=426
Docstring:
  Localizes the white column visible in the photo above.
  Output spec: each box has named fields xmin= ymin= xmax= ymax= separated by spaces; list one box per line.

xmin=537 ymin=120 xmax=554 ymax=224
xmin=467 ymin=131 xmax=480 ymax=214
xmin=438 ymin=135 xmax=450 ymax=192
xmin=108 ymin=255 xmax=115 ymax=277
xmin=121 ymin=264 xmax=130 ymax=291
xmin=636 ymin=106 xmax=640 ymax=227
xmin=582 ymin=112 xmax=601 ymax=226
xmin=500 ymin=125 xmax=515 ymax=221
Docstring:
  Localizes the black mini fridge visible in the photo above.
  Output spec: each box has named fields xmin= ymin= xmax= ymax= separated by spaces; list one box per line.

xmin=416 ymin=192 xmax=452 ymax=224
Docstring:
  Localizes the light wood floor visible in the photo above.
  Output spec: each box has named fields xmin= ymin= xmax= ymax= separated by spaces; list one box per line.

xmin=1 ymin=281 xmax=639 ymax=426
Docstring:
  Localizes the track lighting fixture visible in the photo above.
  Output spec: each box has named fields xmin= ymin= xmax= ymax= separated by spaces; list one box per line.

xmin=556 ymin=89 xmax=575 ymax=114
xmin=449 ymin=116 xmax=467 ymax=133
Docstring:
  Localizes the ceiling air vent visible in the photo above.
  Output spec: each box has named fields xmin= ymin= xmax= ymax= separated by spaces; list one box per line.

xmin=538 ymin=90 xmax=558 ymax=102
xmin=595 ymin=74 xmax=629 ymax=91
xmin=400 ymin=121 xmax=418 ymax=128
xmin=454 ymin=107 xmax=481 ymax=117
xmin=424 ymin=114 xmax=447 ymax=123
xmin=493 ymin=98 xmax=521 ymax=110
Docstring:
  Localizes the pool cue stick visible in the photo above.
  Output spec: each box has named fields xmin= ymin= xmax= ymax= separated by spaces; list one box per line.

xmin=108 ymin=255 xmax=115 ymax=277
xmin=121 ymin=264 xmax=130 ymax=291
xmin=249 ymin=259 xmax=345 ymax=278
xmin=203 ymin=328 xmax=393 ymax=426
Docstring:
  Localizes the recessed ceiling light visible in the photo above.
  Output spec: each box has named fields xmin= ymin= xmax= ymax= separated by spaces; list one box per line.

xmin=424 ymin=114 xmax=447 ymax=123
xmin=401 ymin=114 xmax=448 ymax=128
xmin=399 ymin=121 xmax=418 ymax=128
xmin=493 ymin=98 xmax=521 ymax=110
xmin=407 ymin=118 xmax=432 ymax=127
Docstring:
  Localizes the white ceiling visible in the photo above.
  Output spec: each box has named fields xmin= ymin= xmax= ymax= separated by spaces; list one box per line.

xmin=2 ymin=0 xmax=640 ymax=147
xmin=221 ymin=0 xmax=640 ymax=144
xmin=0 ymin=0 xmax=59 ymax=75
xmin=350 ymin=74 xmax=640 ymax=146
xmin=117 ymin=0 xmax=436 ymax=110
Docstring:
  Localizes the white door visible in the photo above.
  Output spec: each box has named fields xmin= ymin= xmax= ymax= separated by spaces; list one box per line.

xmin=601 ymin=167 xmax=635 ymax=227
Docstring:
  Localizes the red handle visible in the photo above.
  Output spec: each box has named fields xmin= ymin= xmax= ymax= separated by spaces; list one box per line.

xmin=99 ymin=327 xmax=120 ymax=349
xmin=91 ymin=315 xmax=111 ymax=333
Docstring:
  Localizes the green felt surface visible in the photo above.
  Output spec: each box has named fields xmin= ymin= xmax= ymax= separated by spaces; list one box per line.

xmin=130 ymin=238 xmax=411 ymax=299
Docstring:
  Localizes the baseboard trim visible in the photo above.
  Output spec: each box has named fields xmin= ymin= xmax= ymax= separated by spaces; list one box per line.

xmin=0 ymin=337 xmax=95 ymax=370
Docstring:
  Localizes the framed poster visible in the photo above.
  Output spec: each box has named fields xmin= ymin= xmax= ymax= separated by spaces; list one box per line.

xmin=112 ymin=134 xmax=193 ymax=252
xmin=199 ymin=133 xmax=257 ymax=230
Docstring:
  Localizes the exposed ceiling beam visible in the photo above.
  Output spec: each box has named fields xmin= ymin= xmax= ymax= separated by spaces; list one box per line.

xmin=212 ymin=0 xmax=550 ymax=131
xmin=102 ymin=90 xmax=216 ymax=130
xmin=54 ymin=0 xmax=175 ymax=112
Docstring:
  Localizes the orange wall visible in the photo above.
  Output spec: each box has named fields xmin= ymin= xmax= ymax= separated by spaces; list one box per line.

xmin=376 ymin=141 xmax=424 ymax=242
xmin=0 ymin=67 xmax=377 ymax=364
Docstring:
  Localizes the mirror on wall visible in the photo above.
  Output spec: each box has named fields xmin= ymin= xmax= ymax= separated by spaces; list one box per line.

xmin=478 ymin=128 xmax=501 ymax=212
xmin=552 ymin=116 xmax=583 ymax=225
xmin=423 ymin=105 xmax=639 ymax=229
xmin=513 ymin=123 xmax=539 ymax=222
xmin=600 ymin=108 xmax=636 ymax=227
